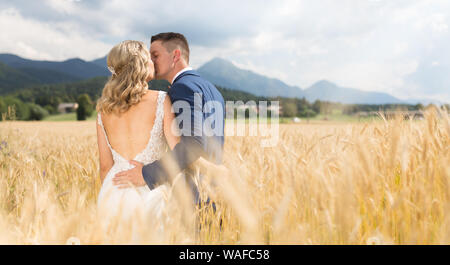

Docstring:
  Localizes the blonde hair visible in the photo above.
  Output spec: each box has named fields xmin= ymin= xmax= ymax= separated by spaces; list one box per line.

xmin=96 ymin=40 xmax=151 ymax=114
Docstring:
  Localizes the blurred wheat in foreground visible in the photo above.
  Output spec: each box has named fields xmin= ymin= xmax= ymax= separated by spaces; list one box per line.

xmin=0 ymin=108 xmax=449 ymax=244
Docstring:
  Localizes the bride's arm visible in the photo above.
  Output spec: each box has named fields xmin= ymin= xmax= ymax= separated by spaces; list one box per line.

xmin=163 ymin=94 xmax=180 ymax=150
xmin=96 ymin=116 xmax=114 ymax=184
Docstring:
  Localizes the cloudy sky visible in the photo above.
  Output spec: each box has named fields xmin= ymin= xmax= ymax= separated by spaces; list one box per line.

xmin=0 ymin=0 xmax=449 ymax=102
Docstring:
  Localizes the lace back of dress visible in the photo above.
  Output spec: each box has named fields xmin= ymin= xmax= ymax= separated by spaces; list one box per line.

xmin=135 ymin=90 xmax=167 ymax=164
xmin=97 ymin=90 xmax=167 ymax=165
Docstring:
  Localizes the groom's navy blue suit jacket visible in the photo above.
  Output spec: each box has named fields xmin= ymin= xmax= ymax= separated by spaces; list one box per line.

xmin=142 ymin=70 xmax=225 ymax=203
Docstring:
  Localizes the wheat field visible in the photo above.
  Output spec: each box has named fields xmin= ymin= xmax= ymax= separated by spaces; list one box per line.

xmin=0 ymin=108 xmax=449 ymax=244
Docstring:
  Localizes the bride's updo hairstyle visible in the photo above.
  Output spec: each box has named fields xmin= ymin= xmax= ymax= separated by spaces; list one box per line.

xmin=96 ymin=40 xmax=152 ymax=114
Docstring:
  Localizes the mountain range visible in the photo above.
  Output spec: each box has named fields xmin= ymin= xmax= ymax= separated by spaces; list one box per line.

xmin=197 ymin=57 xmax=305 ymax=98
xmin=197 ymin=57 xmax=412 ymax=104
xmin=0 ymin=53 xmax=443 ymax=105
xmin=0 ymin=54 xmax=109 ymax=79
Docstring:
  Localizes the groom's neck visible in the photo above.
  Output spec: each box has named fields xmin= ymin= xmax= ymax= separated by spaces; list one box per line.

xmin=168 ymin=61 xmax=189 ymax=84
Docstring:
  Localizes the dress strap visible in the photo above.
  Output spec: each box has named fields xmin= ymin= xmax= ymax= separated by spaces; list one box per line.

xmin=155 ymin=91 xmax=166 ymax=127
xmin=97 ymin=112 xmax=113 ymax=150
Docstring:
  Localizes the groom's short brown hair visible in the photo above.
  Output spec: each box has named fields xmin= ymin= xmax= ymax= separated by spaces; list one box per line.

xmin=151 ymin=32 xmax=190 ymax=64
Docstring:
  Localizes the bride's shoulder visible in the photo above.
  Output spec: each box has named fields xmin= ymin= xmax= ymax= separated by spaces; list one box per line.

xmin=143 ymin=90 xmax=166 ymax=98
xmin=153 ymin=90 xmax=168 ymax=103
xmin=139 ymin=90 xmax=168 ymax=111
xmin=139 ymin=90 xmax=157 ymax=102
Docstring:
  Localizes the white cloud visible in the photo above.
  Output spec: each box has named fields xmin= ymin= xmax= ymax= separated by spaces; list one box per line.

xmin=0 ymin=0 xmax=448 ymax=102
xmin=0 ymin=7 xmax=111 ymax=60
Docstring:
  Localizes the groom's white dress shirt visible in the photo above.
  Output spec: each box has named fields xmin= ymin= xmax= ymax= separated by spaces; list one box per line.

xmin=171 ymin=66 xmax=193 ymax=84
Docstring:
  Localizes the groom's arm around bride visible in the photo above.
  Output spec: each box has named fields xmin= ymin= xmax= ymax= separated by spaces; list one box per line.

xmin=143 ymin=73 xmax=225 ymax=188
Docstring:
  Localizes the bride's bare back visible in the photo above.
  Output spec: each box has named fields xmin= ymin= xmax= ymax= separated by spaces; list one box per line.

xmin=100 ymin=90 xmax=162 ymax=161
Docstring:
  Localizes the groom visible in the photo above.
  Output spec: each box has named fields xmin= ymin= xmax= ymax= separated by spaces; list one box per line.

xmin=113 ymin=32 xmax=225 ymax=209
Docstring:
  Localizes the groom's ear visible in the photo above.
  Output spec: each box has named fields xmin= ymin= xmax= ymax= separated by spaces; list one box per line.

xmin=173 ymin=49 xmax=182 ymax=63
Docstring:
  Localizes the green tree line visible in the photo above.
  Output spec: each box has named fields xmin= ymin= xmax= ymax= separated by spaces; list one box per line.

xmin=1 ymin=76 xmax=446 ymax=121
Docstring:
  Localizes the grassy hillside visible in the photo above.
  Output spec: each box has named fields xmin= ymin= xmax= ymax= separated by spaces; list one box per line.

xmin=0 ymin=62 xmax=40 ymax=94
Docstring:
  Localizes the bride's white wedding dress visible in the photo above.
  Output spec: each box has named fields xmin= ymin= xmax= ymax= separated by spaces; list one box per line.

xmin=96 ymin=90 xmax=170 ymax=232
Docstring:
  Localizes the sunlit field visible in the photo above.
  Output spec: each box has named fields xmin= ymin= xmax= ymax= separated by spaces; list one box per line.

xmin=0 ymin=108 xmax=448 ymax=244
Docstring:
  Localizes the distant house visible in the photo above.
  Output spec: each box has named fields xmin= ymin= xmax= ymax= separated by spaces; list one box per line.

xmin=57 ymin=103 xmax=78 ymax=113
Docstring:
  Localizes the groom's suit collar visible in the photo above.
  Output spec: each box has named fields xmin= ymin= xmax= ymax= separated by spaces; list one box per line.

xmin=172 ymin=69 xmax=200 ymax=84
xmin=171 ymin=66 xmax=192 ymax=83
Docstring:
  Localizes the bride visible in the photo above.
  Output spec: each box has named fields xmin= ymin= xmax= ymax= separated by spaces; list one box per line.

xmin=95 ymin=40 xmax=180 ymax=231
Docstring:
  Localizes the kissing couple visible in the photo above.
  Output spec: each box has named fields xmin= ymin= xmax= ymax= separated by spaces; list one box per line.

xmin=96 ymin=32 xmax=225 ymax=231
